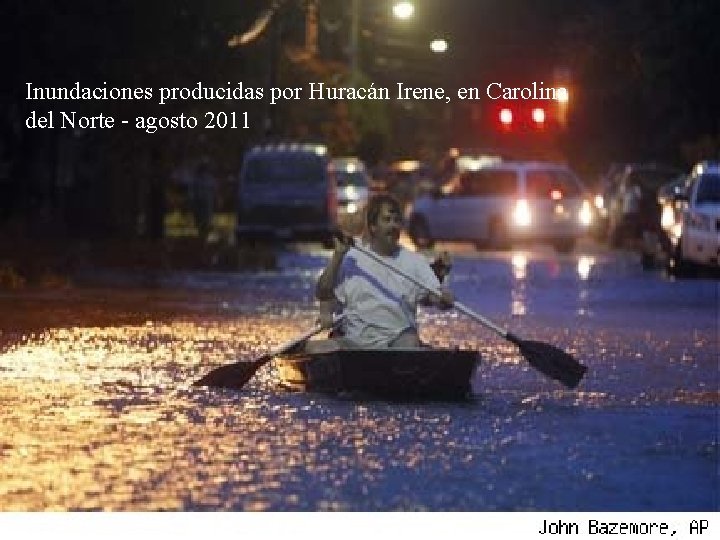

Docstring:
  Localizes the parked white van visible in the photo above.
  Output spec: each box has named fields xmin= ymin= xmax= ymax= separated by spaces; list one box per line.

xmin=406 ymin=161 xmax=593 ymax=253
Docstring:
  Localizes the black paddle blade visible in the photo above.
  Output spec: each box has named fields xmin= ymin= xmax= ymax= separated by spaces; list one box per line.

xmin=508 ymin=334 xmax=587 ymax=389
xmin=192 ymin=356 xmax=269 ymax=390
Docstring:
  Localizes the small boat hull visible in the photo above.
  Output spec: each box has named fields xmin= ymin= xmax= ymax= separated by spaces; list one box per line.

xmin=275 ymin=348 xmax=480 ymax=400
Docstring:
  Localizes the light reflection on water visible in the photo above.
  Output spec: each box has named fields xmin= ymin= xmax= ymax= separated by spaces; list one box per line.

xmin=507 ymin=253 xmax=597 ymax=318
xmin=577 ymin=256 xmax=595 ymax=281
xmin=510 ymin=253 xmax=528 ymax=316
xmin=0 ymin=309 xmax=716 ymax=511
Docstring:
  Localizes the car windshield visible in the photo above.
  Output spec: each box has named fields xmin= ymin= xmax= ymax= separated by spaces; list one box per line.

xmin=245 ymin=154 xmax=324 ymax=184
xmin=336 ymin=171 xmax=368 ymax=188
xmin=695 ymin=174 xmax=720 ymax=204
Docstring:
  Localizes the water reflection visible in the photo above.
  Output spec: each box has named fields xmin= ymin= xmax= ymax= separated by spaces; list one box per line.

xmin=510 ymin=252 xmax=527 ymax=316
xmin=577 ymin=256 xmax=595 ymax=281
xmin=507 ymin=252 xmax=598 ymax=318
xmin=576 ymin=256 xmax=596 ymax=317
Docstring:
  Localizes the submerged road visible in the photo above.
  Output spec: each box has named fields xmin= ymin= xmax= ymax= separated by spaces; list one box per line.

xmin=0 ymin=240 xmax=717 ymax=511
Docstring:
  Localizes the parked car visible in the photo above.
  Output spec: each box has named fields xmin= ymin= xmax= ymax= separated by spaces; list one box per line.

xmin=591 ymin=162 xmax=633 ymax=239
xmin=236 ymin=142 xmax=336 ymax=244
xmin=434 ymin=147 xmax=506 ymax=196
xmin=605 ymin=164 xmax=681 ymax=247
xmin=666 ymin=161 xmax=720 ymax=276
xmin=406 ymin=161 xmax=593 ymax=253
xmin=639 ymin=174 xmax=689 ymax=269
xmin=329 ymin=157 xmax=370 ymax=234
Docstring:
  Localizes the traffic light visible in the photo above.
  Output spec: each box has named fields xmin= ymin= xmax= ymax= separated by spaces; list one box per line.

xmin=499 ymin=107 xmax=513 ymax=127
xmin=532 ymin=107 xmax=546 ymax=126
xmin=492 ymin=102 xmax=554 ymax=132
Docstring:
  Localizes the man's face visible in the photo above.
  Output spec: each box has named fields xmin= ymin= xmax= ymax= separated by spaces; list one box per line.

xmin=370 ymin=203 xmax=402 ymax=254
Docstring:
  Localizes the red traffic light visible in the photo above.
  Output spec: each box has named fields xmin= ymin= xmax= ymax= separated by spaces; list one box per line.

xmin=499 ymin=108 xmax=513 ymax=125
xmin=532 ymin=107 xmax=546 ymax=124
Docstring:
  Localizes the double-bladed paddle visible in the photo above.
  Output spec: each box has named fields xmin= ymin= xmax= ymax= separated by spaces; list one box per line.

xmin=345 ymin=236 xmax=587 ymax=389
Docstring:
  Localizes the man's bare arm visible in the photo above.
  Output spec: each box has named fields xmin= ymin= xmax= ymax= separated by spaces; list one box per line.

xmin=316 ymin=236 xmax=350 ymax=300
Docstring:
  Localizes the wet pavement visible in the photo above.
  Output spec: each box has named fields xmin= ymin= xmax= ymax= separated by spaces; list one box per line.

xmin=0 ymin=240 xmax=717 ymax=510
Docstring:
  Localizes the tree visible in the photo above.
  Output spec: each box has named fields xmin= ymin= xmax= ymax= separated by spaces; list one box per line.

xmin=561 ymin=0 xmax=720 ymax=168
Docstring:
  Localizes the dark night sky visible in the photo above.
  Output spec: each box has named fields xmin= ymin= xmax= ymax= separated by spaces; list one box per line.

xmin=2 ymin=0 xmax=719 ymax=167
xmin=3 ymin=1 xmax=579 ymax=89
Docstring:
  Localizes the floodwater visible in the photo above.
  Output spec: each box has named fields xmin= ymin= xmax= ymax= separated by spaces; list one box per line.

xmin=0 ymin=243 xmax=717 ymax=511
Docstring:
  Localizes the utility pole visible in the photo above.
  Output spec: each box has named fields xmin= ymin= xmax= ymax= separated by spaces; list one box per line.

xmin=305 ymin=0 xmax=318 ymax=58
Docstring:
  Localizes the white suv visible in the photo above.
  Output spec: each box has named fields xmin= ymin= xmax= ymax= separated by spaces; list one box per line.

xmin=406 ymin=161 xmax=593 ymax=253
xmin=667 ymin=161 xmax=720 ymax=275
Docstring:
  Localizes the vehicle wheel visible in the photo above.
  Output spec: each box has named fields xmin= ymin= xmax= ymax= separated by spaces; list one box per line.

xmin=409 ymin=216 xmax=434 ymax=249
xmin=488 ymin=218 xmax=510 ymax=250
xmin=553 ymin=239 xmax=576 ymax=254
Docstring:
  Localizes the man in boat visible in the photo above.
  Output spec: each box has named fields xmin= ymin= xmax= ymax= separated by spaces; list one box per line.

xmin=315 ymin=193 xmax=454 ymax=349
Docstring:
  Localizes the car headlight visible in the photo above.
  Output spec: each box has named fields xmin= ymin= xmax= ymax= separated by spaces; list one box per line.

xmin=512 ymin=199 xmax=532 ymax=227
xmin=660 ymin=205 xmax=675 ymax=230
xmin=579 ymin=200 xmax=593 ymax=226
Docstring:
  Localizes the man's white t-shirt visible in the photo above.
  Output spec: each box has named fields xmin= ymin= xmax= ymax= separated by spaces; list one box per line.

xmin=333 ymin=245 xmax=441 ymax=347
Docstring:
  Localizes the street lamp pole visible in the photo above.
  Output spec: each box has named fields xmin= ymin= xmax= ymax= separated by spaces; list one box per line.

xmin=349 ymin=1 xmax=416 ymax=85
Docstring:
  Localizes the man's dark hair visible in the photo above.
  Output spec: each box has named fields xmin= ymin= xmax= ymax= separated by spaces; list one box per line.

xmin=365 ymin=193 xmax=402 ymax=228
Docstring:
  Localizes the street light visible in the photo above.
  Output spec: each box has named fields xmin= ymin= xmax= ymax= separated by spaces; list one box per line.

xmin=392 ymin=2 xmax=415 ymax=21
xmin=430 ymin=38 xmax=448 ymax=54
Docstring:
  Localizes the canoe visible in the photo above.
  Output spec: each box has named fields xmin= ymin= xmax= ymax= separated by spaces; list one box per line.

xmin=275 ymin=347 xmax=480 ymax=400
